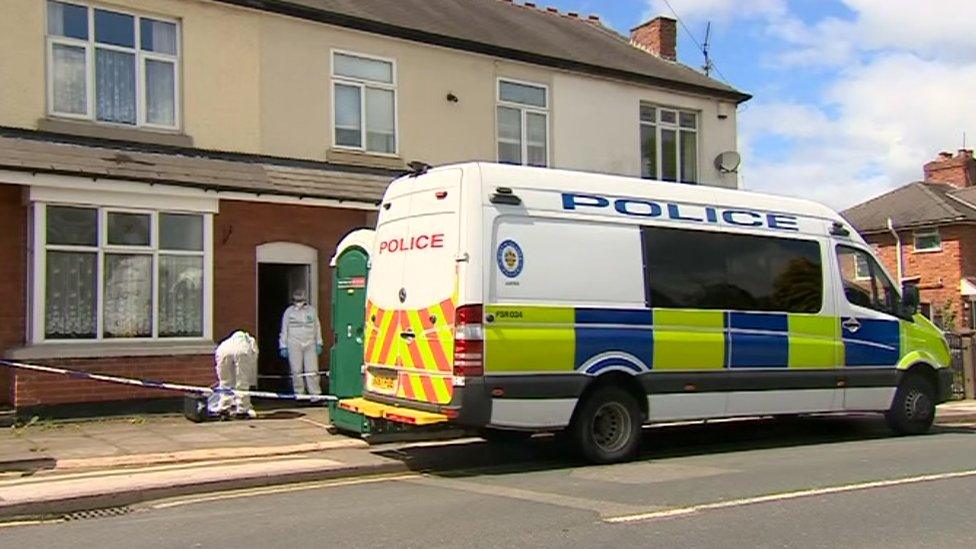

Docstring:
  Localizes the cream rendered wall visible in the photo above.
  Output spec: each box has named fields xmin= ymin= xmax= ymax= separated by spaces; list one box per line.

xmin=1 ymin=0 xmax=740 ymax=187
xmin=552 ymin=72 xmax=739 ymax=188
xmin=0 ymin=0 xmax=47 ymax=129
xmin=0 ymin=0 xmax=262 ymax=153
xmin=256 ymin=11 xmax=554 ymax=166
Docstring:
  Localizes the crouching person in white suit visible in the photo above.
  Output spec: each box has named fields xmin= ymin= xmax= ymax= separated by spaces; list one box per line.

xmin=210 ymin=330 xmax=258 ymax=419
xmin=279 ymin=289 xmax=323 ymax=395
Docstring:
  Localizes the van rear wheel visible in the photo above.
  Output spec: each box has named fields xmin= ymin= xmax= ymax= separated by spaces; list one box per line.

xmin=571 ymin=385 xmax=641 ymax=464
xmin=885 ymin=374 xmax=936 ymax=435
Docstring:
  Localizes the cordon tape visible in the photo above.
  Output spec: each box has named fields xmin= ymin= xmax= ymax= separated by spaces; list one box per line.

xmin=0 ymin=359 xmax=337 ymax=403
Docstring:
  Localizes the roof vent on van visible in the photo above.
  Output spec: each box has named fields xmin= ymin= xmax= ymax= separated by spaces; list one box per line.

xmin=407 ymin=161 xmax=432 ymax=177
xmin=830 ymin=221 xmax=851 ymax=237
xmin=490 ymin=187 xmax=522 ymax=206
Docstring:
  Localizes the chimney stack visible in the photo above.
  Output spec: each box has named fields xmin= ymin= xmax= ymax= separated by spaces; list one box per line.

xmin=924 ymin=149 xmax=976 ymax=189
xmin=630 ymin=16 xmax=677 ymax=61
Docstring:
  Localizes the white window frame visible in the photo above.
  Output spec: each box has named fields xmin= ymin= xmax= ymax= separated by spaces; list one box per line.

xmin=45 ymin=1 xmax=182 ymax=130
xmin=639 ymin=104 xmax=699 ymax=184
xmin=31 ymin=202 xmax=213 ymax=344
xmin=853 ymin=252 xmax=872 ymax=280
xmin=330 ymin=49 xmax=399 ymax=156
xmin=913 ymin=229 xmax=941 ymax=253
xmin=496 ymin=77 xmax=550 ymax=168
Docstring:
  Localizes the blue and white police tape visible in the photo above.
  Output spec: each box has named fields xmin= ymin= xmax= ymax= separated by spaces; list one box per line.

xmin=0 ymin=359 xmax=336 ymax=403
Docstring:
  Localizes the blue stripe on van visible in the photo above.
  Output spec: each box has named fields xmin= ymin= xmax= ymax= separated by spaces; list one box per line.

xmin=727 ymin=312 xmax=789 ymax=368
xmin=574 ymin=309 xmax=653 ymax=373
xmin=575 ymin=308 xmax=653 ymax=326
xmin=843 ymin=318 xmax=899 ymax=367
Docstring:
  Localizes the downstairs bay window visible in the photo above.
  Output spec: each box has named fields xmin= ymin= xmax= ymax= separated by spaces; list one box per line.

xmin=36 ymin=204 xmax=211 ymax=342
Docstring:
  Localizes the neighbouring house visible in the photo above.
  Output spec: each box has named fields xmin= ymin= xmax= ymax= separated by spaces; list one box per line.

xmin=0 ymin=0 xmax=749 ymax=416
xmin=843 ymin=149 xmax=976 ymax=331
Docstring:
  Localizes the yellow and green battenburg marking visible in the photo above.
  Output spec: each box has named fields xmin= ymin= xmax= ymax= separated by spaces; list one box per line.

xmin=483 ymin=305 xmax=906 ymax=373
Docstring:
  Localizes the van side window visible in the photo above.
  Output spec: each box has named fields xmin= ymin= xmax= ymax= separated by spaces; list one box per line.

xmin=836 ymin=245 xmax=900 ymax=316
xmin=641 ymin=226 xmax=823 ymax=313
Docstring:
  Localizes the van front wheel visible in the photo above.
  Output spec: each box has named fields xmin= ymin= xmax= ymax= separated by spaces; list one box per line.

xmin=885 ymin=375 xmax=936 ymax=435
xmin=571 ymin=386 xmax=641 ymax=463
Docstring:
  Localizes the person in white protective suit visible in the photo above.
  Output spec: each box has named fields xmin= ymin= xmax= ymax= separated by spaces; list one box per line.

xmin=209 ymin=330 xmax=258 ymax=419
xmin=279 ymin=288 xmax=323 ymax=395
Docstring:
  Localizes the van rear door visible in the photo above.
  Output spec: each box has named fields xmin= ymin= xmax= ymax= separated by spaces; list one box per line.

xmin=364 ymin=168 xmax=462 ymax=406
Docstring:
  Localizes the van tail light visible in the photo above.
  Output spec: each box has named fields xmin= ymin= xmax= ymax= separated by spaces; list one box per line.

xmin=453 ymin=304 xmax=484 ymax=379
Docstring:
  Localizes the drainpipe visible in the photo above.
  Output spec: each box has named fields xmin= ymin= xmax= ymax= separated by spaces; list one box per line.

xmin=887 ymin=217 xmax=903 ymax=283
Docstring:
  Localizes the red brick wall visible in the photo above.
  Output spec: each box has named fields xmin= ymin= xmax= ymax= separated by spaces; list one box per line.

xmin=8 ymin=197 xmax=368 ymax=410
xmin=214 ymin=200 xmax=370 ymax=367
xmin=14 ymin=356 xmax=213 ymax=407
xmin=923 ymin=150 xmax=975 ymax=189
xmin=631 ymin=17 xmax=677 ymax=60
xmin=0 ymin=184 xmax=27 ymax=407
xmin=866 ymin=225 xmax=972 ymax=328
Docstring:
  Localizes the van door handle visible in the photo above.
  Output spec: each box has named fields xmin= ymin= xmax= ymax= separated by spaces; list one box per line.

xmin=842 ymin=318 xmax=861 ymax=333
xmin=400 ymin=330 xmax=415 ymax=341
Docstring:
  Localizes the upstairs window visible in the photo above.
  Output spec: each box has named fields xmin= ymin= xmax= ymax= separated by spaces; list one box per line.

xmin=913 ymin=229 xmax=941 ymax=252
xmin=854 ymin=252 xmax=872 ymax=280
xmin=497 ymin=79 xmax=549 ymax=167
xmin=836 ymin=245 xmax=901 ymax=317
xmin=46 ymin=1 xmax=180 ymax=129
xmin=640 ymin=105 xmax=698 ymax=183
xmin=332 ymin=51 xmax=397 ymax=154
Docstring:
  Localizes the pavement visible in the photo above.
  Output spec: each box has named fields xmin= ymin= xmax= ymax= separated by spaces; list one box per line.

xmin=3 ymin=414 xmax=976 ymax=547
xmin=0 ymin=400 xmax=974 ymax=521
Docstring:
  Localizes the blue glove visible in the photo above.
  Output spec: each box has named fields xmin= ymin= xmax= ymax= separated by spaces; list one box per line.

xmin=316 ymin=344 xmax=323 ymax=356
xmin=279 ymin=348 xmax=288 ymax=359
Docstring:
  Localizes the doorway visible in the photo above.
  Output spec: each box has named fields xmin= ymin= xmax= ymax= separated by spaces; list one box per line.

xmin=257 ymin=263 xmax=310 ymax=393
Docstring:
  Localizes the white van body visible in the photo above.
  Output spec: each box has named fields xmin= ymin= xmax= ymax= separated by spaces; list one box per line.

xmin=344 ymin=163 xmax=950 ymax=461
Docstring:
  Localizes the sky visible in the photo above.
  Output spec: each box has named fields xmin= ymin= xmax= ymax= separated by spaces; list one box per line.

xmin=541 ymin=0 xmax=976 ymax=210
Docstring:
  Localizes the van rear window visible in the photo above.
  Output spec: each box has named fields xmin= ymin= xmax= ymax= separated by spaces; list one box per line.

xmin=641 ymin=226 xmax=823 ymax=313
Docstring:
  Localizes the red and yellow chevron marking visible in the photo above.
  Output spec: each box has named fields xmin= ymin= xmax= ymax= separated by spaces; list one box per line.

xmin=396 ymin=371 xmax=453 ymax=404
xmin=364 ymin=298 xmax=456 ymax=404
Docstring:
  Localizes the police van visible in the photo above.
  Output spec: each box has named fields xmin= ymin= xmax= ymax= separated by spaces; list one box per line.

xmin=339 ymin=162 xmax=952 ymax=463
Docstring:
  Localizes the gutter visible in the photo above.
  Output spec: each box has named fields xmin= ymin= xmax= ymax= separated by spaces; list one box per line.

xmin=886 ymin=218 xmax=903 ymax=283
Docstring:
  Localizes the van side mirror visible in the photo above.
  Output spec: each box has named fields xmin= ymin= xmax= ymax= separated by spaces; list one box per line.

xmin=901 ymin=283 xmax=920 ymax=317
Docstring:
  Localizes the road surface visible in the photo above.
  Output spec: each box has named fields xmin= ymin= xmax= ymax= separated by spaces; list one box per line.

xmin=3 ymin=417 xmax=976 ymax=548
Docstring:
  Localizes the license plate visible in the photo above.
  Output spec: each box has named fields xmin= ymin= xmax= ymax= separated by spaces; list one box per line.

xmin=372 ymin=372 xmax=396 ymax=391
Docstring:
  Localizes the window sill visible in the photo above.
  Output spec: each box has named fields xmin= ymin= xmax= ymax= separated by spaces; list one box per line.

xmin=38 ymin=118 xmax=194 ymax=148
xmin=326 ymin=147 xmax=405 ymax=170
xmin=912 ymin=248 xmax=942 ymax=254
xmin=5 ymin=340 xmax=214 ymax=361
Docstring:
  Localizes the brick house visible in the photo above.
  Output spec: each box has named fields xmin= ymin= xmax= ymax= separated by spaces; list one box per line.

xmin=843 ymin=150 xmax=976 ymax=331
xmin=0 ymin=0 xmax=749 ymax=416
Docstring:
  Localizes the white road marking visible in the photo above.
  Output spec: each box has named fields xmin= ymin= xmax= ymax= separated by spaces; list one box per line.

xmin=150 ymin=473 xmax=421 ymax=510
xmin=571 ymin=462 xmax=733 ymax=485
xmin=413 ymin=476 xmax=661 ymax=517
xmin=604 ymin=468 xmax=976 ymax=524
xmin=0 ymin=518 xmax=65 ymax=529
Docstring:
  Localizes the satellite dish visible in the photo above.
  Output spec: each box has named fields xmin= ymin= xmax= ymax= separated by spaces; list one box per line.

xmin=714 ymin=151 xmax=741 ymax=173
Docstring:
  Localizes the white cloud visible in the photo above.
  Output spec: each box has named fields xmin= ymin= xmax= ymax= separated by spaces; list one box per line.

xmin=645 ymin=0 xmax=976 ymax=209
xmin=843 ymin=0 xmax=976 ymax=59
xmin=740 ymin=54 xmax=976 ymax=210
xmin=644 ymin=0 xmax=786 ymax=23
